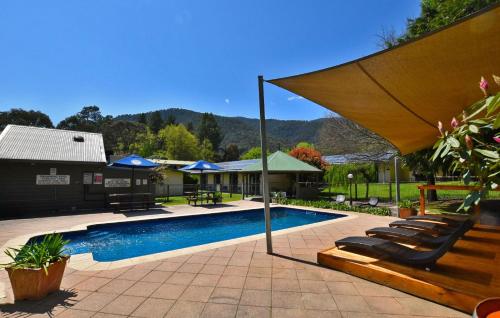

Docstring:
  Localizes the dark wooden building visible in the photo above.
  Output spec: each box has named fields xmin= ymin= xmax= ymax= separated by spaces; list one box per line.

xmin=0 ymin=125 xmax=151 ymax=216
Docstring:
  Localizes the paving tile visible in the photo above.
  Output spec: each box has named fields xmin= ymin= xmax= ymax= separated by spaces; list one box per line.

xmin=166 ymin=272 xmax=196 ymax=285
xmin=296 ymin=269 xmax=324 ymax=281
xmin=56 ymin=308 xmax=95 ymax=317
xmin=201 ymin=303 xmax=238 ymax=318
xmin=95 ymin=267 xmax=130 ymax=279
xmin=223 ymin=266 xmax=248 ymax=277
xmin=272 ymin=268 xmax=297 ymax=279
xmin=151 ymin=283 xmax=187 ymax=300
xmin=273 ymin=307 xmax=342 ymax=318
xmin=98 ymin=278 xmax=136 ymax=294
xmin=72 ymin=292 xmax=118 ymax=312
xmin=131 ymin=297 xmax=175 ymax=318
xmin=191 ymin=273 xmax=221 ymax=287
xmin=93 ymin=313 xmax=127 ymax=318
xmin=166 ymin=300 xmax=206 ymax=318
xmin=236 ymin=305 xmax=271 ymax=318
xmin=187 ymin=255 xmax=211 ymax=264
xmin=117 ymin=268 xmax=151 ymax=281
xmin=140 ymin=270 xmax=174 ymax=283
xmin=209 ymin=287 xmax=242 ymax=305
xmin=180 ymin=285 xmax=214 ymax=302
xmin=395 ymin=297 xmax=470 ymax=317
xmin=332 ymin=294 xmax=372 ymax=313
xmin=298 ymin=279 xmax=329 ymax=293
xmin=207 ymin=256 xmax=230 ymax=265
xmin=363 ymin=296 xmax=409 ymax=314
xmin=156 ymin=262 xmax=182 ymax=272
xmin=134 ymin=260 xmax=161 ymax=270
xmin=327 ymin=282 xmax=359 ymax=295
xmin=244 ymin=276 xmax=271 ymax=290
xmin=177 ymin=262 xmax=204 ymax=274
xmin=200 ymin=264 xmax=226 ymax=275
xmin=353 ymin=281 xmax=403 ymax=297
xmin=73 ymin=277 xmax=112 ymax=292
xmin=239 ymin=289 xmax=271 ymax=307
xmin=123 ymin=281 xmax=161 ymax=297
xmin=272 ymin=291 xmax=302 ymax=309
xmin=272 ymin=278 xmax=301 ymax=292
xmin=301 ymin=292 xmax=337 ymax=310
xmin=217 ymin=275 xmax=246 ymax=289
xmin=246 ymin=267 xmax=271 ymax=278
xmin=100 ymin=294 xmax=146 ymax=316
xmin=60 ymin=274 xmax=91 ymax=289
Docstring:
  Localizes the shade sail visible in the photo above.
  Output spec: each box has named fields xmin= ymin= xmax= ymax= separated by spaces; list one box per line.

xmin=268 ymin=4 xmax=500 ymax=155
xmin=242 ymin=151 xmax=321 ymax=172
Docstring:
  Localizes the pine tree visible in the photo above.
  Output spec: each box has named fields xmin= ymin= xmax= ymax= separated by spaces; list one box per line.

xmin=149 ymin=111 xmax=164 ymax=133
xmin=197 ymin=113 xmax=222 ymax=151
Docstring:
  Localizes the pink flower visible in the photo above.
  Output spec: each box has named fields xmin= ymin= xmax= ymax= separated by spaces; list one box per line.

xmin=437 ymin=121 xmax=444 ymax=136
xmin=465 ymin=135 xmax=473 ymax=150
xmin=451 ymin=117 xmax=458 ymax=128
xmin=480 ymin=76 xmax=489 ymax=97
xmin=494 ymin=136 xmax=500 ymax=143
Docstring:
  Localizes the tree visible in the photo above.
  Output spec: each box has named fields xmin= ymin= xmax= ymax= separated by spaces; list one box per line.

xmin=402 ymin=148 xmax=445 ymax=201
xmin=199 ymin=139 xmax=215 ymax=161
xmin=0 ymin=108 xmax=53 ymax=130
xmin=324 ymin=163 xmax=377 ymax=198
xmin=198 ymin=113 xmax=222 ymax=152
xmin=129 ymin=128 xmax=159 ymax=158
xmin=223 ymin=144 xmax=240 ymax=161
xmin=157 ymin=124 xmax=199 ymax=160
xmin=295 ymin=142 xmax=314 ymax=149
xmin=288 ymin=147 xmax=327 ymax=170
xmin=57 ymin=105 xmax=104 ymax=132
xmin=166 ymin=114 xmax=177 ymax=126
xmin=241 ymin=147 xmax=269 ymax=160
xmin=186 ymin=122 xmax=194 ymax=133
xmin=148 ymin=111 xmax=164 ymax=133
xmin=101 ymin=120 xmax=147 ymax=156
xmin=379 ymin=0 xmax=498 ymax=48
xmin=138 ymin=113 xmax=147 ymax=125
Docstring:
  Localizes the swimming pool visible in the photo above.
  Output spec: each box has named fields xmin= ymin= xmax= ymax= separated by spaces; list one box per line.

xmin=34 ymin=207 xmax=345 ymax=262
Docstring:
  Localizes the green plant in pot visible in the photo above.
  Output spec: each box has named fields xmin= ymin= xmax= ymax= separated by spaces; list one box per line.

xmin=2 ymin=233 xmax=70 ymax=301
xmin=398 ymin=200 xmax=417 ymax=219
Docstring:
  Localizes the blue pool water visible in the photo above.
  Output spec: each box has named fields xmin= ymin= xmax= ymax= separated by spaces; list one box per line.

xmin=35 ymin=207 xmax=344 ymax=262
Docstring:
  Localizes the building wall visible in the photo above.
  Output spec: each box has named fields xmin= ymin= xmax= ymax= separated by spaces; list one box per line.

xmin=0 ymin=161 xmax=152 ymax=216
xmin=154 ymin=169 xmax=184 ymax=196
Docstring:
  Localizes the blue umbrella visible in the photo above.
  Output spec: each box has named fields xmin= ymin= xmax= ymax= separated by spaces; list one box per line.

xmin=181 ymin=160 xmax=221 ymax=191
xmin=109 ymin=154 xmax=160 ymax=197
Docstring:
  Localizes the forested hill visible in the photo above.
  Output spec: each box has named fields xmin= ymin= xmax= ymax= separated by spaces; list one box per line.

xmin=116 ymin=108 xmax=329 ymax=152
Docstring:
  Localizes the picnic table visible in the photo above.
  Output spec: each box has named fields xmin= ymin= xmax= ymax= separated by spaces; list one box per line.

xmin=108 ymin=192 xmax=155 ymax=211
xmin=186 ymin=190 xmax=221 ymax=206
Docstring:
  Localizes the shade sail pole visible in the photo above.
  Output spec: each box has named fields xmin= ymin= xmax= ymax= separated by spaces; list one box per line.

xmin=394 ymin=156 xmax=401 ymax=215
xmin=258 ymin=75 xmax=273 ymax=254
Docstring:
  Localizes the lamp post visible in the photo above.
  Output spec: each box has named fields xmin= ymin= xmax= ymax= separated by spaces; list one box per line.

xmin=347 ymin=173 xmax=354 ymax=206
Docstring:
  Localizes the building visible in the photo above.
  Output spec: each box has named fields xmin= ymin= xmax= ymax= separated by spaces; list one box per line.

xmin=191 ymin=151 xmax=323 ymax=199
xmin=0 ymin=125 xmax=152 ymax=215
xmin=149 ymin=159 xmax=195 ymax=196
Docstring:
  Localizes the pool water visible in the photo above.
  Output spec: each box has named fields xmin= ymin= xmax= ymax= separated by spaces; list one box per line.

xmin=37 ymin=207 xmax=345 ymax=262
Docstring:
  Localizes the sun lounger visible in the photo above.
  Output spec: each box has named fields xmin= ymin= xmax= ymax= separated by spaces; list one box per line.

xmin=389 ymin=220 xmax=456 ymax=235
xmin=406 ymin=214 xmax=462 ymax=226
xmin=335 ymin=229 xmax=462 ymax=270
xmin=359 ymin=197 xmax=379 ymax=207
xmin=366 ymin=219 xmax=473 ymax=247
xmin=335 ymin=195 xmax=346 ymax=204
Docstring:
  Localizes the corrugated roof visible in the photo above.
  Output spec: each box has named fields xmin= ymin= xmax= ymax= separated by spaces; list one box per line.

xmin=242 ymin=151 xmax=321 ymax=172
xmin=323 ymin=152 xmax=395 ymax=165
xmin=0 ymin=125 xmax=106 ymax=163
xmin=149 ymin=159 xmax=196 ymax=166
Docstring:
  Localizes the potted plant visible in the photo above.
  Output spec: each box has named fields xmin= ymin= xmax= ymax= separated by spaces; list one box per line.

xmin=2 ymin=233 xmax=70 ymax=301
xmin=398 ymin=200 xmax=417 ymax=218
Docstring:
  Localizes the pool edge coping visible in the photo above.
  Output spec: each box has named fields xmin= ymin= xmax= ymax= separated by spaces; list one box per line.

xmin=0 ymin=204 xmax=359 ymax=271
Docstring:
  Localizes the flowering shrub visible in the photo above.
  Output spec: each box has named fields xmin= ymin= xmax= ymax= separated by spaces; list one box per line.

xmin=432 ymin=75 xmax=500 ymax=211
xmin=280 ymin=199 xmax=391 ymax=216
xmin=289 ymin=147 xmax=328 ymax=170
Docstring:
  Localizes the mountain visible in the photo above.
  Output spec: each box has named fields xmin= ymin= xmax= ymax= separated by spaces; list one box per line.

xmin=116 ymin=108 xmax=329 ymax=152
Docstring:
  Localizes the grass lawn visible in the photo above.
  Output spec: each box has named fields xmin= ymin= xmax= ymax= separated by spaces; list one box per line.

xmin=156 ymin=193 xmax=243 ymax=206
xmin=321 ymin=182 xmax=500 ymax=202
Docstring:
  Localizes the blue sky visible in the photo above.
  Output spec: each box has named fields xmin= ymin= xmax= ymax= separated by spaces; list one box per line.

xmin=0 ymin=0 xmax=420 ymax=124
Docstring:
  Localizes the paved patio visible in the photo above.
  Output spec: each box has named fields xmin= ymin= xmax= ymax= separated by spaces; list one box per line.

xmin=0 ymin=201 xmax=468 ymax=317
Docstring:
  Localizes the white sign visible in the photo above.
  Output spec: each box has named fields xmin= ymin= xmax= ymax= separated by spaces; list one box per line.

xmin=83 ymin=173 xmax=93 ymax=185
xmin=50 ymin=168 xmax=57 ymax=175
xmin=36 ymin=175 xmax=70 ymax=185
xmin=136 ymin=179 xmax=141 ymax=186
xmin=105 ymin=178 xmax=131 ymax=188
xmin=142 ymin=179 xmax=148 ymax=185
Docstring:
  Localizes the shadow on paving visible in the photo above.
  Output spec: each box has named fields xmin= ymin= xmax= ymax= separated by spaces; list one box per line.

xmin=0 ymin=289 xmax=78 ymax=318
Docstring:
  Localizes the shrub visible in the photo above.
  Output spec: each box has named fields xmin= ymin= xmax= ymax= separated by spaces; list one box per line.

xmin=398 ymin=200 xmax=415 ymax=209
xmin=281 ymin=199 xmax=391 ymax=216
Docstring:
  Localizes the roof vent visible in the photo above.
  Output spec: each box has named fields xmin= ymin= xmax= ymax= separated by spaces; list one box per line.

xmin=73 ymin=136 xmax=85 ymax=142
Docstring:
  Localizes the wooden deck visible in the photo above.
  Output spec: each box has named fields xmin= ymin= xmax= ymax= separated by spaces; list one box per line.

xmin=317 ymin=224 xmax=500 ymax=314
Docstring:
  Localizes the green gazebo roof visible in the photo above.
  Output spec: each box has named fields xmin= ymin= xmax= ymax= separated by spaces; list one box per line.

xmin=241 ymin=151 xmax=321 ymax=173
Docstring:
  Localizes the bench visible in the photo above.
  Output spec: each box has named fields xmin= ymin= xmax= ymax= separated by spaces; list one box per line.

xmin=108 ymin=193 xmax=155 ymax=211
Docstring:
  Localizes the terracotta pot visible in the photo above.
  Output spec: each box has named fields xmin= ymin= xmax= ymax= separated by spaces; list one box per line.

xmin=473 ymin=298 xmax=500 ymax=318
xmin=6 ymin=256 xmax=69 ymax=301
xmin=399 ymin=207 xmax=417 ymax=219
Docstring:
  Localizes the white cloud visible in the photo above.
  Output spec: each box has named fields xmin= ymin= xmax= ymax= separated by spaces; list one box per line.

xmin=287 ymin=96 xmax=304 ymax=101
xmin=224 ymin=98 xmax=230 ymax=104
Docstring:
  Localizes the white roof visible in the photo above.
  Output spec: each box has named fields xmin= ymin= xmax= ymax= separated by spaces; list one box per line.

xmin=0 ymin=125 xmax=106 ymax=163
xmin=149 ymin=159 xmax=196 ymax=166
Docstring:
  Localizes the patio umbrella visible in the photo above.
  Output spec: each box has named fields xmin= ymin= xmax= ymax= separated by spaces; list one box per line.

xmin=181 ymin=160 xmax=222 ymax=191
xmin=109 ymin=154 xmax=159 ymax=195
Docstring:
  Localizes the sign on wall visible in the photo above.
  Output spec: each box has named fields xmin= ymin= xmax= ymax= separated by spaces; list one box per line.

xmin=50 ymin=168 xmax=57 ymax=175
xmin=94 ymin=173 xmax=103 ymax=185
xmin=104 ymin=178 xmax=131 ymax=188
xmin=36 ymin=175 xmax=70 ymax=185
xmin=142 ymin=179 xmax=148 ymax=185
xmin=83 ymin=172 xmax=93 ymax=185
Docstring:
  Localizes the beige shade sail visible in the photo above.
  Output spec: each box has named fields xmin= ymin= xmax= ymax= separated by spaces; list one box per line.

xmin=268 ymin=4 xmax=500 ymax=155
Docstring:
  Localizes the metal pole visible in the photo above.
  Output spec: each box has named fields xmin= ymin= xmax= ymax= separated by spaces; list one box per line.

xmin=258 ymin=75 xmax=273 ymax=254
xmin=394 ymin=156 xmax=401 ymax=213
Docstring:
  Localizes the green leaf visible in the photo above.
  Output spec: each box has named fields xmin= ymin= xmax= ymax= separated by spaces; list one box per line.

xmin=486 ymin=93 xmax=500 ymax=115
xmin=447 ymin=136 xmax=460 ymax=148
xmin=494 ymin=115 xmax=500 ymax=130
xmin=440 ymin=143 xmax=451 ymax=158
xmin=474 ymin=148 xmax=499 ymax=159
xmin=463 ymin=170 xmax=471 ymax=185
xmin=468 ymin=124 xmax=479 ymax=133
